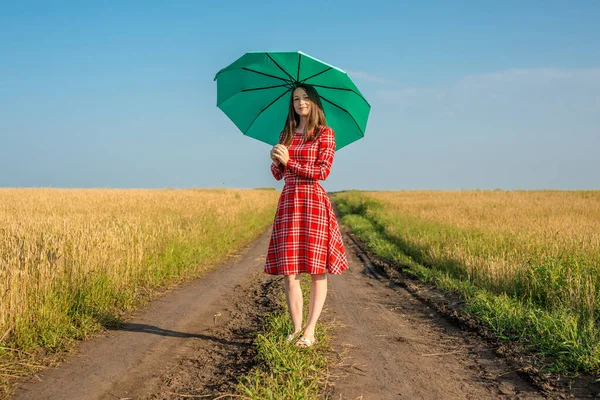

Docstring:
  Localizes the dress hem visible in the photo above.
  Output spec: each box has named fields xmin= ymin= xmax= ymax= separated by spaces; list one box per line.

xmin=264 ymin=269 xmax=347 ymax=276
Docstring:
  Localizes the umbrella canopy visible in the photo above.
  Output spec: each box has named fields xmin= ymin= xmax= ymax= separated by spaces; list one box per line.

xmin=214 ymin=51 xmax=370 ymax=150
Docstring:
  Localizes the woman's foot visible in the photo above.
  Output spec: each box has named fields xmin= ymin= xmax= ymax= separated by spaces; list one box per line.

xmin=295 ymin=326 xmax=316 ymax=347
xmin=286 ymin=331 xmax=302 ymax=343
xmin=295 ymin=336 xmax=316 ymax=348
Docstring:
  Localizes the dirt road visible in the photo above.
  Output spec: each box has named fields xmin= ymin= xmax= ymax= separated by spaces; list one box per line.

xmin=10 ymin=227 xmax=552 ymax=399
xmin=324 ymin=231 xmax=546 ymax=400
xmin=10 ymin=231 xmax=277 ymax=400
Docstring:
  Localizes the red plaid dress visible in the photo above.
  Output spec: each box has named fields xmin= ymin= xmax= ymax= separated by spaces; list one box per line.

xmin=265 ymin=126 xmax=349 ymax=275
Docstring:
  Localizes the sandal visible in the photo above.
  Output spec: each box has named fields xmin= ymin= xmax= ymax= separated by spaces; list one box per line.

xmin=286 ymin=332 xmax=301 ymax=343
xmin=295 ymin=337 xmax=315 ymax=348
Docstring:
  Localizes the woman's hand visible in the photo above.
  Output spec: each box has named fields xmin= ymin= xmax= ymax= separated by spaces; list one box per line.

xmin=270 ymin=146 xmax=280 ymax=165
xmin=272 ymin=144 xmax=289 ymax=166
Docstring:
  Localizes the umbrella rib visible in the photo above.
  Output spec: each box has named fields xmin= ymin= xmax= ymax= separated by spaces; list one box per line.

xmin=217 ymin=83 xmax=289 ymax=108
xmin=241 ymin=83 xmax=290 ymax=92
xmin=242 ymin=68 xmax=290 ymax=83
xmin=266 ymin=54 xmax=295 ymax=82
xmin=311 ymin=84 xmax=371 ymax=107
xmin=244 ymin=88 xmax=291 ymax=135
xmin=300 ymin=67 xmax=332 ymax=84
xmin=297 ymin=52 xmax=301 ymax=81
xmin=320 ymin=95 xmax=365 ymax=138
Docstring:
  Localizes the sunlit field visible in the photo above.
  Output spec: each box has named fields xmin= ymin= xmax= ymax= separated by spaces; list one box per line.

xmin=0 ymin=188 xmax=279 ymax=393
xmin=333 ymin=190 xmax=600 ymax=374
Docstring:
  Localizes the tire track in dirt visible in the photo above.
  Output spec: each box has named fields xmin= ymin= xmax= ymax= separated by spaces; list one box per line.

xmin=323 ymin=226 xmax=548 ymax=400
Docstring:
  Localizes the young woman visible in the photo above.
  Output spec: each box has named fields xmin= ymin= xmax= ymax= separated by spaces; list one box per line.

xmin=265 ymin=83 xmax=349 ymax=348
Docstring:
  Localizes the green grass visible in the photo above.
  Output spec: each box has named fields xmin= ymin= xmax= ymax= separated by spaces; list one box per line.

xmin=332 ymin=190 xmax=600 ymax=375
xmin=237 ymin=277 xmax=329 ymax=400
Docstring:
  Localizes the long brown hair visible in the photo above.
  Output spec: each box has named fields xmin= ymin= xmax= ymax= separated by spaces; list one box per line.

xmin=280 ymin=84 xmax=327 ymax=146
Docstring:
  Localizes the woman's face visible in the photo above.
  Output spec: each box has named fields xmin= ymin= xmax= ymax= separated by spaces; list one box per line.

xmin=293 ymin=87 xmax=311 ymax=118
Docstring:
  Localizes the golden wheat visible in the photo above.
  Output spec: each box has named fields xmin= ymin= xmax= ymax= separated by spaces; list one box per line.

xmin=0 ymin=188 xmax=279 ymax=352
xmin=333 ymin=190 xmax=600 ymax=372
xmin=348 ymin=190 xmax=600 ymax=314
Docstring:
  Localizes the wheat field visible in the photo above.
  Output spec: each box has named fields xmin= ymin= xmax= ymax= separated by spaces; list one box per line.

xmin=363 ymin=190 xmax=600 ymax=306
xmin=333 ymin=190 xmax=600 ymax=373
xmin=0 ymin=188 xmax=279 ymax=391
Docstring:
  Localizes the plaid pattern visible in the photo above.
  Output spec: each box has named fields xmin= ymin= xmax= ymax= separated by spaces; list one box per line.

xmin=265 ymin=126 xmax=349 ymax=275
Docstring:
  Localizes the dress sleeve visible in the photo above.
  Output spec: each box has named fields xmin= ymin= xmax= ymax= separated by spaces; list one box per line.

xmin=270 ymin=130 xmax=285 ymax=181
xmin=286 ymin=127 xmax=335 ymax=181
xmin=271 ymin=162 xmax=284 ymax=180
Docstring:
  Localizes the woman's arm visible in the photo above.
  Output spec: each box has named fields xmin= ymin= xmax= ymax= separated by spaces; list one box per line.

xmin=285 ymin=127 xmax=335 ymax=181
xmin=270 ymin=160 xmax=284 ymax=180
xmin=270 ymin=131 xmax=286 ymax=180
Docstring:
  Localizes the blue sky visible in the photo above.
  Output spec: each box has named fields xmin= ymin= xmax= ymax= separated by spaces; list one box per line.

xmin=1 ymin=1 xmax=599 ymax=191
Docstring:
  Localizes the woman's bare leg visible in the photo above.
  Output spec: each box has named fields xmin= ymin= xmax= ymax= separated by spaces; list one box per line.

xmin=302 ymin=273 xmax=327 ymax=341
xmin=283 ymin=274 xmax=303 ymax=334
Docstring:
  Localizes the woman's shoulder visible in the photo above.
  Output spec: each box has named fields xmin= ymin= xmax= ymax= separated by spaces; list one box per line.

xmin=318 ymin=125 xmax=335 ymax=142
xmin=318 ymin=125 xmax=334 ymax=136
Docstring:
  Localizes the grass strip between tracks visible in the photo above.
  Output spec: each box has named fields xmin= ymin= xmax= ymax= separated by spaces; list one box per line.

xmin=236 ymin=277 xmax=330 ymax=400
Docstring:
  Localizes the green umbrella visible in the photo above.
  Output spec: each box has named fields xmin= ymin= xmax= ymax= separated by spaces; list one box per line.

xmin=214 ymin=50 xmax=370 ymax=150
